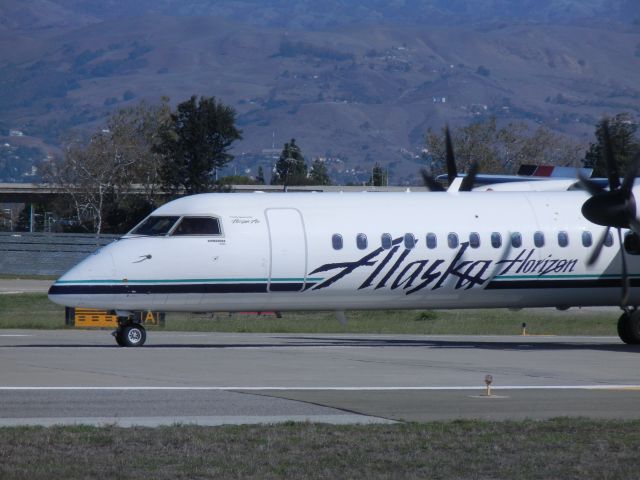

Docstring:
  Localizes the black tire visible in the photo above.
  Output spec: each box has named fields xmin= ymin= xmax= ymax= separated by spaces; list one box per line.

xmin=120 ymin=324 xmax=147 ymax=347
xmin=618 ymin=312 xmax=640 ymax=345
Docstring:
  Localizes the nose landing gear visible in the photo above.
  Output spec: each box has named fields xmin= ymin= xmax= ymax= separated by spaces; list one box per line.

xmin=113 ymin=317 xmax=147 ymax=347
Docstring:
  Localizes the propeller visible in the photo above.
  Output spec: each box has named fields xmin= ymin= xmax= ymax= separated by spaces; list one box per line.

xmin=579 ymin=120 xmax=640 ymax=306
xmin=421 ymin=125 xmax=478 ymax=192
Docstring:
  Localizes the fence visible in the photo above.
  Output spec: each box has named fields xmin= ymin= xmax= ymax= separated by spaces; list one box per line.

xmin=0 ymin=232 xmax=118 ymax=276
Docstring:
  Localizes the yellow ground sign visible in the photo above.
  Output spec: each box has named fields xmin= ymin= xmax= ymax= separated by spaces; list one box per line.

xmin=69 ymin=308 xmax=164 ymax=328
xmin=74 ymin=308 xmax=118 ymax=328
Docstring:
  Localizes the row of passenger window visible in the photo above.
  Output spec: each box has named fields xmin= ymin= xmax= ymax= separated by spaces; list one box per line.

xmin=331 ymin=230 xmax=614 ymax=251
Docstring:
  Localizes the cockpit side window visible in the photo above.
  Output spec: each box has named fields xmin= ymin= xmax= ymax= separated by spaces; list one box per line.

xmin=130 ymin=216 xmax=179 ymax=236
xmin=172 ymin=217 xmax=222 ymax=236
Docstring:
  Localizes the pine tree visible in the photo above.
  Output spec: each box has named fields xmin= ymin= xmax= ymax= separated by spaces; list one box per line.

xmin=155 ymin=95 xmax=242 ymax=195
xmin=370 ymin=163 xmax=386 ymax=186
xmin=256 ymin=166 xmax=265 ymax=185
xmin=309 ymin=158 xmax=331 ymax=185
xmin=271 ymin=138 xmax=308 ymax=187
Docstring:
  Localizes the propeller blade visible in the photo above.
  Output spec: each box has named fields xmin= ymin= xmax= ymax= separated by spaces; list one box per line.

xmin=421 ymin=168 xmax=446 ymax=192
xmin=587 ymin=226 xmax=611 ymax=267
xmin=577 ymin=170 xmax=605 ymax=196
xmin=602 ymin=121 xmax=621 ymax=191
xmin=617 ymin=228 xmax=630 ymax=307
xmin=459 ymin=161 xmax=479 ymax=192
xmin=445 ymin=126 xmax=457 ymax=187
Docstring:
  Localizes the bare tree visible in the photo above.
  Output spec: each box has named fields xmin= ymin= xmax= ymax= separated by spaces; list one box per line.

xmin=45 ymin=133 xmax=136 ymax=235
xmin=42 ymin=99 xmax=171 ymax=234
xmin=426 ymin=117 xmax=583 ymax=175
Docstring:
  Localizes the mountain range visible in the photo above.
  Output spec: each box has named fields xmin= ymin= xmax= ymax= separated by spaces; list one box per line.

xmin=1 ymin=0 xmax=640 ymax=184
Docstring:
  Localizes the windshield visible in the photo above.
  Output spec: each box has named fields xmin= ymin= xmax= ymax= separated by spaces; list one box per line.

xmin=172 ymin=217 xmax=221 ymax=236
xmin=129 ymin=216 xmax=179 ymax=236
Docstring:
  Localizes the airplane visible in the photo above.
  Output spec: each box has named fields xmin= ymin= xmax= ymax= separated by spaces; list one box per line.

xmin=48 ymin=124 xmax=640 ymax=347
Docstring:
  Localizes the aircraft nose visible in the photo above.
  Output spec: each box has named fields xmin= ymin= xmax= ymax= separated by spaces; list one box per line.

xmin=48 ymin=246 xmax=118 ymax=306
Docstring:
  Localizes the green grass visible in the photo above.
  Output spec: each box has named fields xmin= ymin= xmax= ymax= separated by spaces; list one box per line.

xmin=0 ymin=419 xmax=639 ymax=479
xmin=0 ymin=293 xmax=67 ymax=328
xmin=165 ymin=309 xmax=618 ymax=336
xmin=0 ymin=274 xmax=58 ymax=280
xmin=0 ymin=293 xmax=620 ymax=335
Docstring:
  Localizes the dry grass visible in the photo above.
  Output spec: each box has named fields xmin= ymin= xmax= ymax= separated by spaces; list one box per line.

xmin=1 ymin=419 xmax=639 ymax=479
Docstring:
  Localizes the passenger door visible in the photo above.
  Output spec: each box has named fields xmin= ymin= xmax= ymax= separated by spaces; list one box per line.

xmin=265 ymin=208 xmax=307 ymax=292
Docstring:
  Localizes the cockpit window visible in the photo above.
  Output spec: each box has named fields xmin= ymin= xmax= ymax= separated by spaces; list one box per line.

xmin=172 ymin=217 xmax=222 ymax=236
xmin=130 ymin=216 xmax=179 ymax=236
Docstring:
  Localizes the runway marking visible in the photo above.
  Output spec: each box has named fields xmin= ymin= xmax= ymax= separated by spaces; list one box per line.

xmin=2 ymin=385 xmax=640 ymax=391
xmin=0 ymin=334 xmax=31 ymax=337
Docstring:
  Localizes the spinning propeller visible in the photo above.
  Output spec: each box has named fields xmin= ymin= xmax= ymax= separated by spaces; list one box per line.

xmin=579 ymin=121 xmax=640 ymax=306
xmin=421 ymin=126 xmax=478 ymax=192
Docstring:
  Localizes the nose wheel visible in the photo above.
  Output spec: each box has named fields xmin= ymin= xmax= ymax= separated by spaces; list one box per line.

xmin=113 ymin=321 xmax=147 ymax=347
xmin=618 ymin=309 xmax=640 ymax=345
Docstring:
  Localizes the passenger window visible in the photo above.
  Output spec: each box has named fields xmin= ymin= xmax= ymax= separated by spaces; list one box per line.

xmin=491 ymin=232 xmax=502 ymax=248
xmin=404 ymin=233 xmax=416 ymax=249
xmin=172 ymin=217 xmax=221 ymax=236
xmin=469 ymin=232 xmax=480 ymax=249
xmin=332 ymin=234 xmax=343 ymax=250
xmin=605 ymin=231 xmax=614 ymax=247
xmin=381 ymin=233 xmax=392 ymax=250
xmin=130 ymin=216 xmax=179 ymax=236
xmin=534 ymin=231 xmax=545 ymax=248
xmin=558 ymin=231 xmax=569 ymax=248
xmin=582 ymin=231 xmax=592 ymax=247
xmin=511 ymin=232 xmax=522 ymax=248
xmin=426 ymin=233 xmax=437 ymax=249
xmin=356 ymin=233 xmax=368 ymax=250
xmin=448 ymin=233 xmax=459 ymax=249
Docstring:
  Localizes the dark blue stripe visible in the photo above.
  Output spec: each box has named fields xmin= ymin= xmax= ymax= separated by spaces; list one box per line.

xmin=49 ymin=282 xmax=314 ymax=295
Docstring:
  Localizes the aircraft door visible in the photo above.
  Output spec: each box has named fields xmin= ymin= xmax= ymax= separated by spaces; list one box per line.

xmin=265 ymin=208 xmax=307 ymax=292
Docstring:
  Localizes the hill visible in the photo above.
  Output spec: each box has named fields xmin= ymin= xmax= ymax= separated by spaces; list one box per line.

xmin=1 ymin=1 xmax=640 ymax=184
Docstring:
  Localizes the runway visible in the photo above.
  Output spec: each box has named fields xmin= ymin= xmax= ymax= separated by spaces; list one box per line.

xmin=0 ymin=279 xmax=52 ymax=294
xmin=1 ymin=330 xmax=640 ymax=426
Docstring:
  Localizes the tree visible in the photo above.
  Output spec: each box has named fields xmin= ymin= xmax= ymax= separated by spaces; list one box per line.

xmin=271 ymin=138 xmax=308 ymax=188
xmin=425 ymin=117 xmax=582 ymax=176
xmin=256 ymin=166 xmax=265 ymax=185
xmin=41 ymin=99 xmax=172 ymax=234
xmin=370 ymin=163 xmax=387 ymax=186
xmin=155 ymin=95 xmax=242 ymax=195
xmin=104 ymin=97 xmax=171 ymax=206
xmin=583 ymin=114 xmax=640 ymax=177
xmin=308 ymin=158 xmax=331 ymax=185
xmin=42 ymin=132 xmax=136 ymax=235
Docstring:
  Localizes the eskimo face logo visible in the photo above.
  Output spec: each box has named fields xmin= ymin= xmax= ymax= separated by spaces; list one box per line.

xmin=308 ymin=236 xmax=579 ymax=295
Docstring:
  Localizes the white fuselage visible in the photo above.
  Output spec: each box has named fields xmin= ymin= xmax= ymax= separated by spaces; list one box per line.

xmin=48 ymin=190 xmax=640 ymax=312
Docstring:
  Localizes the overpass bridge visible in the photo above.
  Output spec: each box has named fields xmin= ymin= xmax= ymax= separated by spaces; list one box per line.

xmin=0 ymin=183 xmax=410 ymax=203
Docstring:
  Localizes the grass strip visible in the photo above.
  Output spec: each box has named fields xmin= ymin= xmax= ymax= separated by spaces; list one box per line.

xmin=0 ymin=419 xmax=638 ymax=479
xmin=0 ymin=293 xmax=619 ymax=335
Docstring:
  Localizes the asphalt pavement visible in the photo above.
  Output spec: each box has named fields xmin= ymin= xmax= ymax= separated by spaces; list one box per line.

xmin=1 ymin=330 xmax=639 ymax=426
